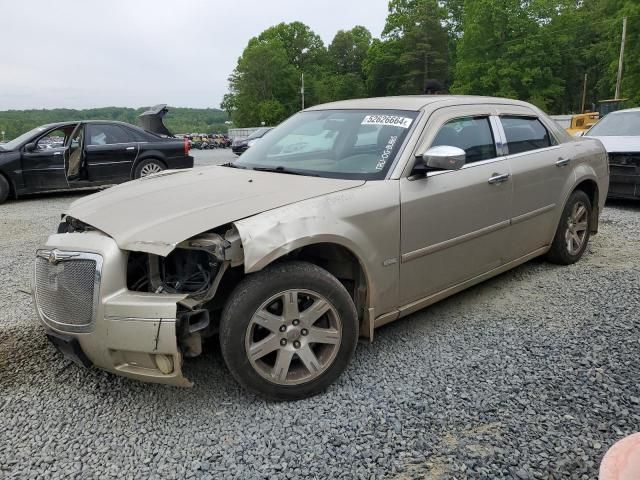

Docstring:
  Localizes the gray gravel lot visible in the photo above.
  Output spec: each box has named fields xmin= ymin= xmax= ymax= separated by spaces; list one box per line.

xmin=1 ymin=157 xmax=639 ymax=479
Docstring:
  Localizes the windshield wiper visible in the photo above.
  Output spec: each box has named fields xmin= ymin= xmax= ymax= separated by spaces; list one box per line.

xmin=252 ymin=166 xmax=319 ymax=177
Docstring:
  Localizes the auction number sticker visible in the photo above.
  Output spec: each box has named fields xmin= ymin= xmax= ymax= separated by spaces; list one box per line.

xmin=362 ymin=115 xmax=413 ymax=128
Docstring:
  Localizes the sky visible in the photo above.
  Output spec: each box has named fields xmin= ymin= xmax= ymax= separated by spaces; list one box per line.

xmin=0 ymin=0 xmax=389 ymax=110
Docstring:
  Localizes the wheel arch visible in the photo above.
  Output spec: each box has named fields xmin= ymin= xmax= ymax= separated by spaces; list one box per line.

xmin=243 ymin=237 xmax=372 ymax=328
xmin=130 ymin=154 xmax=167 ymax=179
xmin=572 ymin=177 xmax=600 ymax=234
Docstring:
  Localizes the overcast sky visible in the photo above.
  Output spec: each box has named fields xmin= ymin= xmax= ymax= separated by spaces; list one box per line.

xmin=0 ymin=0 xmax=388 ymax=110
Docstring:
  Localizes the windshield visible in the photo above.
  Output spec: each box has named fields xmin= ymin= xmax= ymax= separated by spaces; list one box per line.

xmin=234 ymin=109 xmax=419 ymax=180
xmin=247 ymin=128 xmax=271 ymax=140
xmin=588 ymin=112 xmax=640 ymax=137
xmin=0 ymin=126 xmax=48 ymax=151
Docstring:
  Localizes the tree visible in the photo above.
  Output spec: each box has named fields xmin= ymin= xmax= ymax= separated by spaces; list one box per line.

xmin=223 ymin=22 xmax=329 ymax=126
xmin=451 ymin=0 xmax=565 ymax=111
xmin=364 ymin=0 xmax=450 ymax=96
xmin=224 ymin=39 xmax=298 ymax=126
xmin=328 ymin=26 xmax=372 ymax=76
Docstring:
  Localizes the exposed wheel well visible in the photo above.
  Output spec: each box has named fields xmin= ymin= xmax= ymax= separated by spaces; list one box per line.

xmin=573 ymin=179 xmax=599 ymax=233
xmin=286 ymin=243 xmax=369 ymax=323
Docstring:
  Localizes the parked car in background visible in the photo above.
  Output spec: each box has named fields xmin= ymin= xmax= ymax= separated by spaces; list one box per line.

xmin=232 ymin=127 xmax=273 ymax=155
xmin=35 ymin=96 xmax=608 ymax=400
xmin=0 ymin=119 xmax=193 ymax=204
xmin=585 ymin=107 xmax=640 ymax=199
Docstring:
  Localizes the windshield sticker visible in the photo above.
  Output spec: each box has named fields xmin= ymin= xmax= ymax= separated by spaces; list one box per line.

xmin=376 ymin=135 xmax=398 ymax=171
xmin=362 ymin=115 xmax=413 ymax=129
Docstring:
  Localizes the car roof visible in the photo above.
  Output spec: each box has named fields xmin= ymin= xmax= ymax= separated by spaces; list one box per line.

xmin=305 ymin=95 xmax=536 ymax=112
xmin=606 ymin=107 xmax=640 ymax=114
xmin=38 ymin=120 xmax=145 ymax=129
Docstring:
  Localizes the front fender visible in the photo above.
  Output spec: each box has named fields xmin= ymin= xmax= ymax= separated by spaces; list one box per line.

xmin=233 ymin=182 xmax=401 ymax=316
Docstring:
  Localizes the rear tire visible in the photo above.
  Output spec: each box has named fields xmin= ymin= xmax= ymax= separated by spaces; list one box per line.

xmin=219 ymin=261 xmax=358 ymax=401
xmin=134 ymin=159 xmax=165 ymax=179
xmin=546 ymin=190 xmax=592 ymax=265
xmin=0 ymin=175 xmax=10 ymax=204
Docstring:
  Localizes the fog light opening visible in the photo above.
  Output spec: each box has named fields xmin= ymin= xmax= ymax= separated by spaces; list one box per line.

xmin=155 ymin=354 xmax=174 ymax=374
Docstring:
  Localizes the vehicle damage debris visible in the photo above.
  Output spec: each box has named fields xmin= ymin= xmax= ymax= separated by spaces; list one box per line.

xmin=126 ymin=228 xmax=243 ymax=358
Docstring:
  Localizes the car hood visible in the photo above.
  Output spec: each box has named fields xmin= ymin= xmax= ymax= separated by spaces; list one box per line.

xmin=65 ymin=166 xmax=364 ymax=256
xmin=586 ymin=135 xmax=640 ymax=153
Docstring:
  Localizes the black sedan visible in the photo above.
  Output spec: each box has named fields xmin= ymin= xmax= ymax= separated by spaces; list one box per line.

xmin=0 ymin=119 xmax=193 ymax=204
xmin=231 ymin=127 xmax=273 ymax=155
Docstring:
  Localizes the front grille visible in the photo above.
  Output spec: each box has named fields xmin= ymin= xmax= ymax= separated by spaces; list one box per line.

xmin=34 ymin=251 xmax=102 ymax=332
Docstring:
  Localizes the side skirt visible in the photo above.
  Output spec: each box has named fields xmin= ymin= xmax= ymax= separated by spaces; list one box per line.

xmin=372 ymin=246 xmax=550 ymax=332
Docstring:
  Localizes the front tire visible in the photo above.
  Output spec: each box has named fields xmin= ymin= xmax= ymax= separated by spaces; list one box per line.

xmin=0 ymin=175 xmax=9 ymax=204
xmin=546 ymin=190 xmax=592 ymax=265
xmin=134 ymin=158 xmax=165 ymax=179
xmin=219 ymin=261 xmax=359 ymax=401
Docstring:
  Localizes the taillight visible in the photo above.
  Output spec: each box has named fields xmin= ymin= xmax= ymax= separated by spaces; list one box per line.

xmin=184 ymin=138 xmax=190 ymax=155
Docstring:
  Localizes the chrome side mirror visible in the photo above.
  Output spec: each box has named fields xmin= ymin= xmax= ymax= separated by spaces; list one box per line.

xmin=419 ymin=145 xmax=466 ymax=170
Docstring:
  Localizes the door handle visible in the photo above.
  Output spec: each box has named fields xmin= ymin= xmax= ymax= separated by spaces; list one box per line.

xmin=488 ymin=173 xmax=510 ymax=184
xmin=555 ymin=157 xmax=571 ymax=167
xmin=53 ymin=152 xmax=62 ymax=156
xmin=125 ymin=146 xmax=135 ymax=151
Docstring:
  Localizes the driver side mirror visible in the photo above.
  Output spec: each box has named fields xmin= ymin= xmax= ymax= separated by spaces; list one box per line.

xmin=418 ymin=145 xmax=466 ymax=171
xmin=24 ymin=142 xmax=36 ymax=152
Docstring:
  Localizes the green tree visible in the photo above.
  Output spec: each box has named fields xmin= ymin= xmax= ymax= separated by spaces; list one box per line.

xmin=364 ymin=0 xmax=450 ymax=96
xmin=451 ymin=0 xmax=565 ymax=111
xmin=225 ymin=39 xmax=298 ymax=126
xmin=328 ymin=26 xmax=372 ymax=76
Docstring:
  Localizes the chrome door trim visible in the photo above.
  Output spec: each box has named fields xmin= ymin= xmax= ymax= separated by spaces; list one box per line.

xmin=488 ymin=173 xmax=511 ymax=184
xmin=88 ymin=160 xmax=132 ymax=165
xmin=489 ymin=115 xmax=508 ymax=156
xmin=555 ymin=157 xmax=572 ymax=167
xmin=511 ymin=204 xmax=556 ymax=225
xmin=401 ymin=219 xmax=511 ymax=263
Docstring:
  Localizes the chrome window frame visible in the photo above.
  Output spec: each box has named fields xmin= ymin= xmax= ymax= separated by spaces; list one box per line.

xmin=34 ymin=250 xmax=103 ymax=333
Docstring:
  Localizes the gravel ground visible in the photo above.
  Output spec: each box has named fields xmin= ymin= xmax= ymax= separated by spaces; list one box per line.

xmin=0 ymin=165 xmax=639 ymax=479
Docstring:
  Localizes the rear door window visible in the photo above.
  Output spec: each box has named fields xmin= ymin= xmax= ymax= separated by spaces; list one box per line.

xmin=501 ymin=116 xmax=552 ymax=155
xmin=87 ymin=124 xmax=132 ymax=146
xmin=431 ymin=116 xmax=496 ymax=164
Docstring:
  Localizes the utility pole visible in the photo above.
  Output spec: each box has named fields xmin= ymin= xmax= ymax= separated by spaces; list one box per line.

xmin=581 ymin=73 xmax=588 ymax=113
xmin=301 ymin=73 xmax=305 ymax=110
xmin=615 ymin=16 xmax=627 ymax=100
xmin=423 ymin=52 xmax=429 ymax=92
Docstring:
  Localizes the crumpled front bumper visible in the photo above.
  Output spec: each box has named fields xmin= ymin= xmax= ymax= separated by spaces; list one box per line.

xmin=33 ymin=231 xmax=192 ymax=387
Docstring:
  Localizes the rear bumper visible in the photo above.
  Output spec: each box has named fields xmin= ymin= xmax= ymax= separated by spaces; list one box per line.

xmin=34 ymin=232 xmax=191 ymax=387
xmin=168 ymin=155 xmax=194 ymax=170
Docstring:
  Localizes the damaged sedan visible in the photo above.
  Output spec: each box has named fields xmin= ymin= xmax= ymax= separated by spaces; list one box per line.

xmin=584 ymin=107 xmax=640 ymax=199
xmin=34 ymin=96 xmax=609 ymax=400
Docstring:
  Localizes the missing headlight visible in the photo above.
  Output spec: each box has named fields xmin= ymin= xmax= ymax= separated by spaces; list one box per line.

xmin=128 ymin=249 xmax=220 ymax=296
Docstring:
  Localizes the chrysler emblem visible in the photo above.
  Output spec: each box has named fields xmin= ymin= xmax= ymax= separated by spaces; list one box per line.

xmin=39 ymin=249 xmax=79 ymax=265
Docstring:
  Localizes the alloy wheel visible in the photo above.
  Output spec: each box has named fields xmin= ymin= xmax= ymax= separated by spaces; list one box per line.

xmin=244 ymin=289 xmax=342 ymax=386
xmin=139 ymin=163 xmax=163 ymax=177
xmin=565 ymin=201 xmax=589 ymax=256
